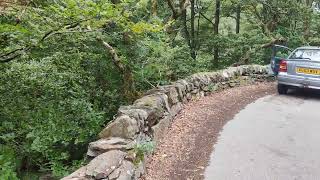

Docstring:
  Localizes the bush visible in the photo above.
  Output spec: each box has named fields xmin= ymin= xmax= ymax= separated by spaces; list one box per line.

xmin=0 ymin=57 xmax=105 ymax=177
xmin=0 ymin=146 xmax=19 ymax=180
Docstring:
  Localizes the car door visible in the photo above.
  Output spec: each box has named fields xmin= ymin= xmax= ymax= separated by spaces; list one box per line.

xmin=271 ymin=45 xmax=292 ymax=75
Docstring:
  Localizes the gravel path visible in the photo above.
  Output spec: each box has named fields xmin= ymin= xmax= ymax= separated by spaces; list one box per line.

xmin=142 ymin=82 xmax=276 ymax=180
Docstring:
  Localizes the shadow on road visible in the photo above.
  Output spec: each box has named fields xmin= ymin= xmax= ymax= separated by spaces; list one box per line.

xmin=287 ymin=88 xmax=320 ymax=100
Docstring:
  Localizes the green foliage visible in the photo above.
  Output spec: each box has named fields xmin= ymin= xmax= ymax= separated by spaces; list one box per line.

xmin=0 ymin=57 xmax=105 ymax=177
xmin=1 ymin=0 xmax=319 ymax=178
xmin=134 ymin=34 xmax=199 ymax=90
xmin=132 ymin=141 xmax=155 ymax=165
xmin=0 ymin=146 xmax=19 ymax=180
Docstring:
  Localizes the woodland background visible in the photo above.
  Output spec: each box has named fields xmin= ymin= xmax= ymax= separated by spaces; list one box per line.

xmin=1 ymin=0 xmax=320 ymax=179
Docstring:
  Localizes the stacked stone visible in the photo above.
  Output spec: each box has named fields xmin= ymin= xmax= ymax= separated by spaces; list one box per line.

xmin=62 ymin=65 xmax=271 ymax=180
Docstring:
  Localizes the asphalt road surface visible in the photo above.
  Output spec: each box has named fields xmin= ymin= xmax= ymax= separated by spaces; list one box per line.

xmin=204 ymin=90 xmax=320 ymax=180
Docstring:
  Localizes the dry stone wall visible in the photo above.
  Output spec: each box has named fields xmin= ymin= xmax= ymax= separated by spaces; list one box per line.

xmin=62 ymin=65 xmax=273 ymax=180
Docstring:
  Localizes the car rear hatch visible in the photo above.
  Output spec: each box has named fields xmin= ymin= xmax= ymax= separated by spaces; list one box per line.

xmin=287 ymin=59 xmax=320 ymax=78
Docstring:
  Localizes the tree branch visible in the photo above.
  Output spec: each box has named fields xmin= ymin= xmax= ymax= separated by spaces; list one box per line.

xmin=0 ymin=19 xmax=91 ymax=63
xmin=166 ymin=0 xmax=178 ymax=19
xmin=97 ymin=37 xmax=126 ymax=73
xmin=199 ymin=11 xmax=215 ymax=27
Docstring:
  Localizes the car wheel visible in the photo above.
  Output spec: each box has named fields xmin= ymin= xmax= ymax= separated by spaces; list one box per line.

xmin=277 ymin=84 xmax=288 ymax=95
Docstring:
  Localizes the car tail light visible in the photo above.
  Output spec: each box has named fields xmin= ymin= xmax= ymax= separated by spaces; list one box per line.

xmin=279 ymin=60 xmax=287 ymax=72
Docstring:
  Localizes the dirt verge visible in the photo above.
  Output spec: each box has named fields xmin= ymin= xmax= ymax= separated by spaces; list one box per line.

xmin=142 ymin=82 xmax=276 ymax=180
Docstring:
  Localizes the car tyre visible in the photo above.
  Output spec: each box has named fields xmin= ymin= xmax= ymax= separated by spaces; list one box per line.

xmin=277 ymin=84 xmax=288 ymax=95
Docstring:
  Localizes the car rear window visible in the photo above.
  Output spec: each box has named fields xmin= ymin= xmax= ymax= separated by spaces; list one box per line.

xmin=289 ymin=49 xmax=320 ymax=61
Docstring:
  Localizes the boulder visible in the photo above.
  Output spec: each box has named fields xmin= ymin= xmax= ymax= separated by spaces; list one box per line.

xmin=134 ymin=93 xmax=170 ymax=127
xmin=200 ymin=91 xmax=205 ymax=97
xmin=117 ymin=106 xmax=149 ymax=130
xmin=151 ymin=115 xmax=172 ymax=143
xmin=161 ymin=85 xmax=180 ymax=106
xmin=145 ymin=85 xmax=181 ymax=107
xmin=99 ymin=115 xmax=139 ymax=139
xmin=61 ymin=166 xmax=89 ymax=180
xmin=134 ymin=161 xmax=146 ymax=179
xmin=170 ymin=102 xmax=183 ymax=117
xmin=108 ymin=160 xmax=135 ymax=180
xmin=186 ymin=93 xmax=192 ymax=101
xmin=236 ymin=66 xmax=244 ymax=76
xmin=85 ymin=150 xmax=126 ymax=179
xmin=196 ymin=73 xmax=211 ymax=88
xmin=191 ymin=89 xmax=199 ymax=94
xmin=191 ymin=92 xmax=201 ymax=100
xmin=192 ymin=78 xmax=200 ymax=88
xmin=134 ymin=93 xmax=170 ymax=112
xmin=221 ymin=70 xmax=231 ymax=80
xmin=174 ymin=82 xmax=187 ymax=103
xmin=176 ymin=79 xmax=190 ymax=91
xmin=87 ymin=138 xmax=132 ymax=157
xmin=240 ymin=65 xmax=250 ymax=75
xmin=226 ymin=67 xmax=238 ymax=77
xmin=207 ymin=72 xmax=219 ymax=83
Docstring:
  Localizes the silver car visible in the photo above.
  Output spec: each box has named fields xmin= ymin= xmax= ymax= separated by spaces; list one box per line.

xmin=277 ymin=46 xmax=320 ymax=94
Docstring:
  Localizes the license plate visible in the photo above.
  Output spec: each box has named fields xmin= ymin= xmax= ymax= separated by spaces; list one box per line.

xmin=296 ymin=67 xmax=320 ymax=75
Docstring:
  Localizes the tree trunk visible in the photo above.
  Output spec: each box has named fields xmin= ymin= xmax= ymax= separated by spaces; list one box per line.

xmin=236 ymin=4 xmax=241 ymax=34
xmin=213 ymin=0 xmax=220 ymax=68
xmin=182 ymin=9 xmax=193 ymax=59
xmin=197 ymin=0 xmax=201 ymax=49
xmin=99 ymin=39 xmax=137 ymax=102
xmin=151 ymin=0 xmax=157 ymax=16
xmin=214 ymin=0 xmax=220 ymax=34
xmin=190 ymin=0 xmax=196 ymax=59
xmin=303 ymin=0 xmax=313 ymax=41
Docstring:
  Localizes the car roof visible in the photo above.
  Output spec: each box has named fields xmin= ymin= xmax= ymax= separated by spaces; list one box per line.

xmin=296 ymin=46 xmax=320 ymax=50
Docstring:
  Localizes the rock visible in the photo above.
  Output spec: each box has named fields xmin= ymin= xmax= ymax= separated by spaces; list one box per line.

xmin=61 ymin=166 xmax=89 ymax=180
xmin=134 ymin=93 xmax=170 ymax=127
xmin=152 ymin=115 xmax=172 ymax=143
xmin=170 ymin=102 xmax=183 ymax=117
xmin=174 ymin=83 xmax=187 ymax=103
xmin=202 ymin=86 xmax=209 ymax=92
xmin=134 ymin=93 xmax=170 ymax=112
xmin=192 ymin=79 xmax=200 ymax=87
xmin=207 ymin=72 xmax=219 ymax=83
xmin=229 ymin=82 xmax=236 ymax=87
xmin=99 ymin=115 xmax=139 ymax=139
xmin=186 ymin=93 xmax=192 ymax=101
xmin=85 ymin=150 xmax=126 ymax=179
xmin=226 ymin=67 xmax=238 ymax=77
xmin=161 ymin=85 xmax=180 ymax=106
xmin=146 ymin=85 xmax=180 ymax=107
xmin=241 ymin=65 xmax=250 ymax=75
xmin=176 ymin=79 xmax=190 ymax=92
xmin=236 ymin=66 xmax=244 ymax=76
xmin=186 ymin=82 xmax=194 ymax=92
xmin=191 ymin=89 xmax=199 ymax=94
xmin=117 ymin=106 xmax=149 ymax=130
xmin=221 ymin=70 xmax=231 ymax=80
xmin=192 ymin=92 xmax=201 ymax=100
xmin=87 ymin=138 xmax=132 ymax=157
xmin=134 ymin=161 xmax=146 ymax=179
xmin=196 ymin=74 xmax=210 ymax=89
xmin=108 ymin=160 xmax=134 ymax=180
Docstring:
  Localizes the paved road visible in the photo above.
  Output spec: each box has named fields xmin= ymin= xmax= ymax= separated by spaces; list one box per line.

xmin=204 ymin=91 xmax=320 ymax=180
